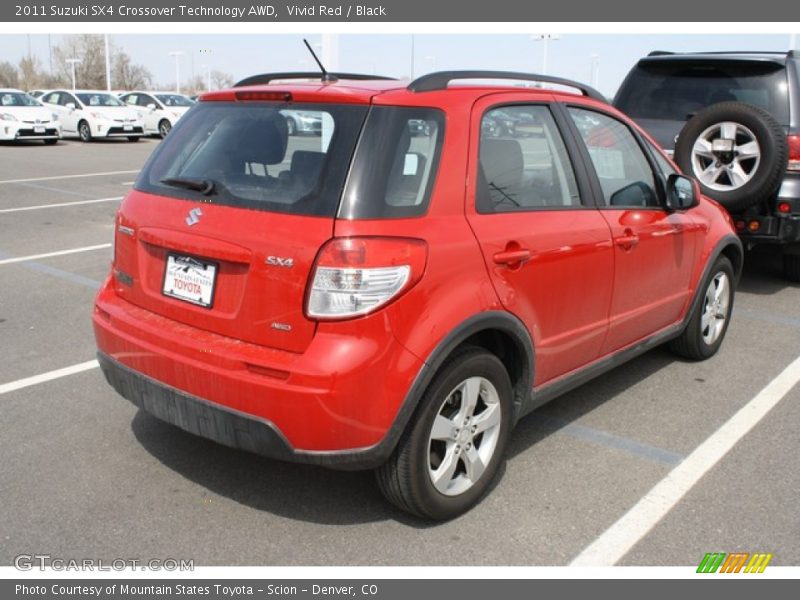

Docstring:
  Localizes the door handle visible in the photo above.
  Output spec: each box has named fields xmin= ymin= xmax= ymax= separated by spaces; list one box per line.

xmin=493 ymin=248 xmax=531 ymax=266
xmin=614 ymin=229 xmax=639 ymax=250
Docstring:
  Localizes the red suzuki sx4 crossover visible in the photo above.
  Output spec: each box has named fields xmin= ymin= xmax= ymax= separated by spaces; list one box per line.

xmin=94 ymin=71 xmax=742 ymax=519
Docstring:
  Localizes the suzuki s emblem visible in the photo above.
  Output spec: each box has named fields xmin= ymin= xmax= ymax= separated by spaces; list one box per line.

xmin=185 ymin=208 xmax=203 ymax=226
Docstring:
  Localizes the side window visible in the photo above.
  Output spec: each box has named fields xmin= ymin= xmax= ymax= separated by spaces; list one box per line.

xmin=43 ymin=93 xmax=59 ymax=104
xmin=60 ymin=94 xmax=76 ymax=107
xmin=477 ymin=105 xmax=580 ymax=213
xmin=644 ymin=137 xmax=677 ymax=177
xmin=123 ymin=94 xmax=137 ymax=106
xmin=568 ymin=108 xmax=660 ymax=209
xmin=138 ymin=95 xmax=155 ymax=107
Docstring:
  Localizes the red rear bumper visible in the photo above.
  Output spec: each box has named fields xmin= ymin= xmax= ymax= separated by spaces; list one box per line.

xmin=93 ymin=277 xmax=424 ymax=466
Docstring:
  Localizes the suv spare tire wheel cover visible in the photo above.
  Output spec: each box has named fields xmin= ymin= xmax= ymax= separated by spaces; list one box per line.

xmin=673 ymin=101 xmax=788 ymax=213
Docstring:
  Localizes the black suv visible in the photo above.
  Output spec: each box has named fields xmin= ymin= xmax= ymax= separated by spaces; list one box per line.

xmin=615 ymin=50 xmax=800 ymax=281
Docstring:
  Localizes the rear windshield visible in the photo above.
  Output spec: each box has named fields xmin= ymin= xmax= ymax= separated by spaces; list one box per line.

xmin=615 ymin=60 xmax=790 ymax=125
xmin=137 ymin=101 xmax=368 ymax=217
xmin=1 ymin=92 xmax=41 ymax=107
xmin=137 ymin=102 xmax=445 ymax=219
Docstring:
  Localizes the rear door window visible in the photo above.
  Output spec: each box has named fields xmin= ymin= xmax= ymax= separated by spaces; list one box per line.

xmin=138 ymin=102 xmax=367 ymax=217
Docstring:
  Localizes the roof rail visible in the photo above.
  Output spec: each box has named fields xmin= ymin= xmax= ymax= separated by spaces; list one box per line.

xmin=406 ymin=70 xmax=606 ymax=102
xmin=234 ymin=72 xmax=397 ymax=87
xmin=647 ymin=51 xmax=674 ymax=57
xmin=647 ymin=50 xmax=794 ymax=58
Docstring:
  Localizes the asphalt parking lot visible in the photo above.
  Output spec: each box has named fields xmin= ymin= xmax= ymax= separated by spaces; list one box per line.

xmin=1 ymin=137 xmax=798 ymax=568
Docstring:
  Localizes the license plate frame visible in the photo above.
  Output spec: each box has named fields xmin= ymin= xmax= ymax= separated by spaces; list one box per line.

xmin=123 ymin=124 xmax=133 ymax=131
xmin=34 ymin=126 xmax=45 ymax=133
xmin=162 ymin=253 xmax=218 ymax=308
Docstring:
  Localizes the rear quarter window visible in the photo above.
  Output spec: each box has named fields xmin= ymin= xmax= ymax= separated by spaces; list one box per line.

xmin=338 ymin=106 xmax=445 ymax=219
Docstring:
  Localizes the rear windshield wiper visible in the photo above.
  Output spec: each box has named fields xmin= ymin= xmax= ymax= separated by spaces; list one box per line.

xmin=160 ymin=177 xmax=216 ymax=196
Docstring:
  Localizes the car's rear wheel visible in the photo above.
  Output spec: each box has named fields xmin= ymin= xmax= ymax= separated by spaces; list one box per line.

xmin=670 ymin=255 xmax=735 ymax=360
xmin=674 ymin=102 xmax=788 ymax=213
xmin=376 ymin=346 xmax=513 ymax=520
xmin=78 ymin=121 xmax=92 ymax=143
xmin=158 ymin=119 xmax=171 ymax=138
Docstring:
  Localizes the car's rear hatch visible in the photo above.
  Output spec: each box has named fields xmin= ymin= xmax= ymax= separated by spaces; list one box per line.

xmin=614 ymin=57 xmax=791 ymax=151
xmin=112 ymin=97 xmax=368 ymax=353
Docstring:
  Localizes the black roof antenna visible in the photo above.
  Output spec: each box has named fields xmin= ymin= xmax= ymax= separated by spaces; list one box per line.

xmin=304 ymin=39 xmax=338 ymax=83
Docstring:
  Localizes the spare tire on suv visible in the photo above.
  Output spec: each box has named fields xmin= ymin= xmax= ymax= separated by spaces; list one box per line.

xmin=673 ymin=102 xmax=788 ymax=213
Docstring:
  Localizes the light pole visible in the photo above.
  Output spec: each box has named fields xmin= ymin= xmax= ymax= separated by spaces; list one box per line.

xmin=531 ymin=34 xmax=560 ymax=75
xmin=66 ymin=58 xmax=81 ymax=90
xmin=590 ymin=54 xmax=600 ymax=89
xmin=169 ymin=51 xmax=184 ymax=94
xmin=104 ymin=34 xmax=111 ymax=91
xmin=201 ymin=64 xmax=211 ymax=92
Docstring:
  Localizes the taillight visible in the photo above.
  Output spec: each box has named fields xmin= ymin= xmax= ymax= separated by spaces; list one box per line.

xmin=789 ymin=135 xmax=800 ymax=171
xmin=306 ymin=237 xmax=427 ymax=319
xmin=234 ymin=91 xmax=292 ymax=102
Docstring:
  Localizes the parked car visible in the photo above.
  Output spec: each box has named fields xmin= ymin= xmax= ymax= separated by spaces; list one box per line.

xmin=94 ymin=71 xmax=742 ymax=520
xmin=615 ymin=50 xmax=800 ymax=281
xmin=27 ymin=89 xmax=46 ymax=98
xmin=119 ymin=91 xmax=195 ymax=138
xmin=0 ymin=88 xmax=61 ymax=144
xmin=280 ymin=109 xmax=322 ymax=135
xmin=41 ymin=89 xmax=144 ymax=142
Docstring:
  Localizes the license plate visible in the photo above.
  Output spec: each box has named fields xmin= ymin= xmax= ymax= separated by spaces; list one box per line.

xmin=123 ymin=124 xmax=133 ymax=131
xmin=34 ymin=126 xmax=45 ymax=133
xmin=162 ymin=254 xmax=217 ymax=308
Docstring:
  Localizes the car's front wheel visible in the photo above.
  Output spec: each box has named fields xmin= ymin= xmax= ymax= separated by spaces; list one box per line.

xmin=376 ymin=346 xmax=513 ymax=520
xmin=78 ymin=121 xmax=92 ymax=142
xmin=670 ymin=255 xmax=735 ymax=360
xmin=158 ymin=119 xmax=172 ymax=138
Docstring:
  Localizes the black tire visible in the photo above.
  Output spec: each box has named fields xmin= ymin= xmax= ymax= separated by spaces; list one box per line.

xmin=286 ymin=118 xmax=297 ymax=136
xmin=158 ymin=119 xmax=171 ymax=138
xmin=673 ymin=102 xmax=788 ymax=213
xmin=670 ymin=256 xmax=735 ymax=360
xmin=782 ymin=250 xmax=800 ymax=283
xmin=127 ymin=136 xmax=140 ymax=142
xmin=43 ymin=138 xmax=58 ymax=145
xmin=376 ymin=346 xmax=513 ymax=520
xmin=78 ymin=121 xmax=92 ymax=143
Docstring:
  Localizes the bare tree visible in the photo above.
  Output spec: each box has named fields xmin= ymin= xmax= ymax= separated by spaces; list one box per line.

xmin=112 ymin=53 xmax=153 ymax=91
xmin=0 ymin=61 xmax=19 ymax=88
xmin=211 ymin=70 xmax=234 ymax=90
xmin=17 ymin=55 xmax=62 ymax=90
xmin=183 ymin=74 xmax=207 ymax=96
xmin=53 ymin=34 xmax=107 ymax=89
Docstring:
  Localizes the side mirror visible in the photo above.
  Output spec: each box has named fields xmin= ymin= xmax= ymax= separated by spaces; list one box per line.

xmin=666 ymin=174 xmax=699 ymax=211
xmin=146 ymin=103 xmax=157 ymax=111
xmin=65 ymin=102 xmax=76 ymax=111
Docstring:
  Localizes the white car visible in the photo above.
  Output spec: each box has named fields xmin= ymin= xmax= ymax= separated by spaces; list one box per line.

xmin=40 ymin=89 xmax=144 ymax=142
xmin=119 ymin=91 xmax=195 ymax=138
xmin=0 ymin=89 xmax=61 ymax=144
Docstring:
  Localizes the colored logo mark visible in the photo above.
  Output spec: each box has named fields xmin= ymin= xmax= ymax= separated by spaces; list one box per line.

xmin=697 ymin=552 xmax=773 ymax=573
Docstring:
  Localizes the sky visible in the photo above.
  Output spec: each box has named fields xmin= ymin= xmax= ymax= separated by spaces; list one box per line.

xmin=1 ymin=33 xmax=797 ymax=97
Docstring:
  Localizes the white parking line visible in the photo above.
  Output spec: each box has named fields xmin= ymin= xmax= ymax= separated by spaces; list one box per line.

xmin=570 ymin=354 xmax=800 ymax=566
xmin=0 ymin=360 xmax=99 ymax=396
xmin=0 ymin=170 xmax=139 ymax=185
xmin=0 ymin=244 xmax=111 ymax=266
xmin=0 ymin=196 xmax=123 ymax=213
